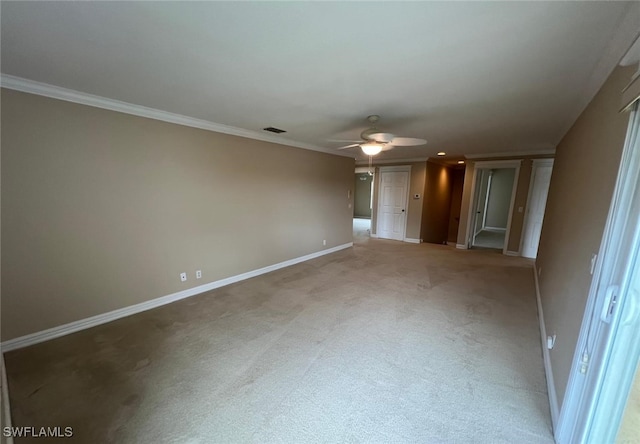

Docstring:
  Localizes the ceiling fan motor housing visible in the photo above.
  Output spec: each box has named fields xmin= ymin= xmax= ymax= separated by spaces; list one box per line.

xmin=369 ymin=132 xmax=395 ymax=143
xmin=360 ymin=128 xmax=394 ymax=142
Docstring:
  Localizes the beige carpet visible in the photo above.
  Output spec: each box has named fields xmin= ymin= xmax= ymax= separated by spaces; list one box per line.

xmin=5 ymin=228 xmax=553 ymax=443
xmin=473 ymin=229 xmax=506 ymax=250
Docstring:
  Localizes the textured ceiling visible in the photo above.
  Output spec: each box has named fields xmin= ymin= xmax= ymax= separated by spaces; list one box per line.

xmin=1 ymin=2 xmax=638 ymax=161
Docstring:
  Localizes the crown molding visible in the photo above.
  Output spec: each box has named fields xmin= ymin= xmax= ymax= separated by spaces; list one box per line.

xmin=0 ymin=74 xmax=354 ymax=158
xmin=465 ymin=149 xmax=556 ymax=159
xmin=556 ymin=2 xmax=640 ymax=144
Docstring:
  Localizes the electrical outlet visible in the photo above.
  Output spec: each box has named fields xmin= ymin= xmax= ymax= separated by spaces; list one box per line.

xmin=323 ymin=240 xmax=326 ymax=246
xmin=180 ymin=272 xmax=187 ymax=282
xmin=196 ymin=270 xmax=202 ymax=279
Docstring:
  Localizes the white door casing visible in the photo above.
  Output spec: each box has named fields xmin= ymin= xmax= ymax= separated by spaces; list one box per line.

xmin=522 ymin=159 xmax=554 ymax=258
xmin=377 ymin=168 xmax=410 ymax=241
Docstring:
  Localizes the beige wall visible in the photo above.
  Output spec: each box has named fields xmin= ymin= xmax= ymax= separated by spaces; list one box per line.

xmin=536 ymin=65 xmax=636 ymax=406
xmin=421 ymin=161 xmax=452 ymax=244
xmin=1 ymin=89 xmax=355 ymax=341
xmin=370 ymin=161 xmax=426 ymax=240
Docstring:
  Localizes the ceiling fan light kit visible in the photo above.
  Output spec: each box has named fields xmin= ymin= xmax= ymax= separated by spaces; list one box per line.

xmin=360 ymin=143 xmax=383 ymax=156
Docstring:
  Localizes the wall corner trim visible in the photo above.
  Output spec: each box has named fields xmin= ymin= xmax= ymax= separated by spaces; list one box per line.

xmin=0 ymin=74 xmax=351 ymax=158
xmin=0 ymin=243 xmax=353 ymax=352
xmin=456 ymin=244 xmax=468 ymax=250
xmin=505 ymin=250 xmax=520 ymax=257
xmin=534 ymin=263 xmax=560 ymax=431
xmin=403 ymin=238 xmax=421 ymax=244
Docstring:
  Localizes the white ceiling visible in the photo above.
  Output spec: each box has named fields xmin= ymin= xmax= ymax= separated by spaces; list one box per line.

xmin=2 ymin=2 xmax=638 ymax=161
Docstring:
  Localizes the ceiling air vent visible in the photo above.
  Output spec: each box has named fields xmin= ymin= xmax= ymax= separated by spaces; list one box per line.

xmin=263 ymin=126 xmax=286 ymax=134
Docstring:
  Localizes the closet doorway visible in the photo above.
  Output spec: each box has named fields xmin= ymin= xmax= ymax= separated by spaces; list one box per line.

xmin=467 ymin=160 xmax=520 ymax=254
xmin=353 ymin=167 xmax=374 ymax=239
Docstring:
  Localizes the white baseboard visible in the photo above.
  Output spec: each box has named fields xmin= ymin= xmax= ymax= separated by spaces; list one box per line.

xmin=1 ymin=243 xmax=353 ymax=352
xmin=484 ymin=226 xmax=507 ymax=232
xmin=370 ymin=233 xmax=379 ymax=238
xmin=456 ymin=243 xmax=468 ymax=250
xmin=505 ymin=250 xmax=520 ymax=257
xmin=1 ymin=355 xmax=13 ymax=444
xmin=403 ymin=238 xmax=421 ymax=244
xmin=534 ymin=264 xmax=560 ymax=431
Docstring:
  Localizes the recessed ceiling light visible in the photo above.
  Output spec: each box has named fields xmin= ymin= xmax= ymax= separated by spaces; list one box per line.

xmin=437 ymin=152 xmax=446 ymax=156
xmin=458 ymin=160 xmax=465 ymax=164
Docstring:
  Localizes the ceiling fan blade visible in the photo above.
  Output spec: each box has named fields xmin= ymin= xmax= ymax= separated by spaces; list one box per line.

xmin=336 ymin=143 xmax=360 ymax=150
xmin=368 ymin=132 xmax=395 ymax=143
xmin=381 ymin=144 xmax=395 ymax=151
xmin=390 ymin=137 xmax=427 ymax=146
xmin=327 ymin=139 xmax=362 ymax=143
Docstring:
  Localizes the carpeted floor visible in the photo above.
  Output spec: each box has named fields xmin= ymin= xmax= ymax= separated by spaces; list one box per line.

xmin=473 ymin=229 xmax=506 ymax=250
xmin=4 ymin=226 xmax=553 ymax=443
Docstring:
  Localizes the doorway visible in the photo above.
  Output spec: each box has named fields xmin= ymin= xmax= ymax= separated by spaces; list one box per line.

xmin=353 ymin=168 xmax=374 ymax=239
xmin=470 ymin=165 xmax=518 ymax=251
xmin=354 ymin=172 xmax=373 ymax=219
xmin=376 ymin=166 xmax=411 ymax=241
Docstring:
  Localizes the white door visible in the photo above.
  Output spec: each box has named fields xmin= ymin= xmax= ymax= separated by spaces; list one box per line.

xmin=378 ymin=171 xmax=408 ymax=240
xmin=522 ymin=160 xmax=554 ymax=258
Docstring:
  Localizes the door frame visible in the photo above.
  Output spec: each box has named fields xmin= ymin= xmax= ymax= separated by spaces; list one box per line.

xmin=556 ymin=103 xmax=640 ymax=444
xmin=520 ymin=158 xmax=555 ymax=258
xmin=464 ymin=160 xmax=521 ymax=254
xmin=375 ymin=165 xmax=412 ymax=242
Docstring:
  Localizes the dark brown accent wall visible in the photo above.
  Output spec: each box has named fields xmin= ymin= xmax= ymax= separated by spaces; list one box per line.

xmin=447 ymin=168 xmax=465 ymax=243
xmin=421 ymin=161 xmax=452 ymax=244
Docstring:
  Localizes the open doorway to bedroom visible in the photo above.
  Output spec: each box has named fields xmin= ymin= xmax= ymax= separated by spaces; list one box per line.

xmin=353 ymin=168 xmax=373 ymax=240
xmin=463 ymin=160 xmax=521 ymax=254
xmin=470 ymin=167 xmax=517 ymax=251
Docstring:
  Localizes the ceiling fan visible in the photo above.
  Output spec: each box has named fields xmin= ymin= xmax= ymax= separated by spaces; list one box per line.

xmin=332 ymin=115 xmax=427 ymax=155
